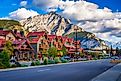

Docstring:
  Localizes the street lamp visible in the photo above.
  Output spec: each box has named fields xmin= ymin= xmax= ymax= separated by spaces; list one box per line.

xmin=74 ymin=26 xmax=79 ymax=56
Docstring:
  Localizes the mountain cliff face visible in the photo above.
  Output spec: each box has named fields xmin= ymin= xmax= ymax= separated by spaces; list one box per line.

xmin=20 ymin=12 xmax=107 ymax=49
xmin=20 ymin=12 xmax=83 ymax=35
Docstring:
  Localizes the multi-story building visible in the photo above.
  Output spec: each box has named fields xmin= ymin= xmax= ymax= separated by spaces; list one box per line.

xmin=0 ymin=29 xmax=82 ymax=61
xmin=27 ymin=31 xmax=82 ymax=58
xmin=0 ymin=29 xmax=35 ymax=61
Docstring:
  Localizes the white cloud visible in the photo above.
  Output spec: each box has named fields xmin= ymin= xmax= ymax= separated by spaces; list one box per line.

xmin=0 ymin=17 xmax=11 ymax=20
xmin=6 ymin=0 xmax=121 ymax=42
xmin=20 ymin=1 xmax=27 ymax=7
xmin=33 ymin=0 xmax=59 ymax=9
xmin=33 ymin=0 xmax=114 ymax=20
xmin=9 ymin=8 xmax=39 ymax=20
xmin=77 ymin=18 xmax=121 ymax=42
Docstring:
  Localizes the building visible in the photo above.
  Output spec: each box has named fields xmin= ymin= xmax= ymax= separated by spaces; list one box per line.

xmin=27 ymin=31 xmax=82 ymax=58
xmin=0 ymin=29 xmax=82 ymax=61
xmin=0 ymin=29 xmax=35 ymax=61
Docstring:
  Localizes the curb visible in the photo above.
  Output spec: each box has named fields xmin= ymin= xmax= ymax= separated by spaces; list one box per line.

xmin=0 ymin=61 xmax=82 ymax=72
xmin=91 ymin=63 xmax=121 ymax=81
xmin=0 ymin=60 xmax=103 ymax=72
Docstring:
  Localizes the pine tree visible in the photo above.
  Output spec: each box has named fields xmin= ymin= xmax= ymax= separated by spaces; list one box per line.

xmin=110 ymin=45 xmax=113 ymax=56
xmin=0 ymin=40 xmax=14 ymax=68
xmin=116 ymin=47 xmax=119 ymax=56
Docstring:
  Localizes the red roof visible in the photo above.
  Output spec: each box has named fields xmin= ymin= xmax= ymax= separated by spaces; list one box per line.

xmin=13 ymin=39 xmax=33 ymax=50
xmin=47 ymin=35 xmax=56 ymax=38
xmin=68 ymin=38 xmax=74 ymax=42
xmin=0 ymin=30 xmax=10 ymax=36
xmin=27 ymin=31 xmax=45 ymax=37
xmin=27 ymin=31 xmax=46 ymax=43
xmin=64 ymin=44 xmax=75 ymax=48
xmin=57 ymin=36 xmax=62 ymax=39
xmin=62 ymin=36 xmax=68 ymax=42
xmin=47 ymin=35 xmax=56 ymax=41
xmin=0 ymin=39 xmax=6 ymax=45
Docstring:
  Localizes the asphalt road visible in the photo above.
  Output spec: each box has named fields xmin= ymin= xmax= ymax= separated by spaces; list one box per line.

xmin=0 ymin=60 xmax=115 ymax=81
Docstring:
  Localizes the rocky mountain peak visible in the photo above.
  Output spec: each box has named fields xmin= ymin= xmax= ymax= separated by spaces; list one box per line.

xmin=20 ymin=12 xmax=76 ymax=35
xmin=20 ymin=12 xmax=107 ymax=49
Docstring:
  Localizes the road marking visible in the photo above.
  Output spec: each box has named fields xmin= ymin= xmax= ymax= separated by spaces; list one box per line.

xmin=37 ymin=69 xmax=51 ymax=72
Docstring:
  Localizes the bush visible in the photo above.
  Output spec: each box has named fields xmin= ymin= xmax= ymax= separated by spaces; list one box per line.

xmin=54 ymin=57 xmax=61 ymax=64
xmin=48 ymin=59 xmax=55 ymax=64
xmin=93 ymin=57 xmax=98 ymax=60
xmin=11 ymin=64 xmax=17 ymax=68
xmin=35 ymin=60 xmax=40 ymax=65
xmin=61 ymin=59 xmax=68 ymax=63
xmin=0 ymin=62 xmax=5 ymax=69
xmin=15 ymin=62 xmax=21 ymax=67
xmin=31 ymin=61 xmax=35 ymax=66
xmin=1 ymin=50 xmax=10 ymax=68
xmin=43 ymin=57 xmax=48 ymax=65
xmin=21 ymin=64 xmax=28 ymax=67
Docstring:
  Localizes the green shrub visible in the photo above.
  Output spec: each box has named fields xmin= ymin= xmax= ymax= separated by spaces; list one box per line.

xmin=61 ymin=59 xmax=68 ymax=63
xmin=1 ymin=50 xmax=10 ymax=68
xmin=15 ymin=62 xmax=21 ymax=67
xmin=11 ymin=64 xmax=17 ymax=68
xmin=31 ymin=61 xmax=35 ymax=66
xmin=21 ymin=64 xmax=28 ymax=67
xmin=54 ymin=57 xmax=61 ymax=64
xmin=48 ymin=59 xmax=55 ymax=64
xmin=35 ymin=60 xmax=40 ymax=65
xmin=93 ymin=57 xmax=98 ymax=60
xmin=43 ymin=57 xmax=48 ymax=65
xmin=0 ymin=62 xmax=5 ymax=69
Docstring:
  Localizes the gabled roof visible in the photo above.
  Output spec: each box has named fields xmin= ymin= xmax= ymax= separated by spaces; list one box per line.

xmin=27 ymin=31 xmax=45 ymax=37
xmin=0 ymin=30 xmax=17 ymax=39
xmin=67 ymin=38 xmax=74 ymax=42
xmin=47 ymin=35 xmax=56 ymax=38
xmin=47 ymin=35 xmax=56 ymax=41
xmin=27 ymin=31 xmax=46 ymax=43
xmin=64 ymin=44 xmax=75 ymax=48
xmin=62 ymin=36 xmax=68 ymax=42
xmin=57 ymin=36 xmax=62 ymax=39
xmin=13 ymin=39 xmax=34 ymax=50
xmin=0 ymin=30 xmax=11 ymax=36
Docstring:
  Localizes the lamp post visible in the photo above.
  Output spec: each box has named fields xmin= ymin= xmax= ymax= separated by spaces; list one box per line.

xmin=74 ymin=26 xmax=79 ymax=58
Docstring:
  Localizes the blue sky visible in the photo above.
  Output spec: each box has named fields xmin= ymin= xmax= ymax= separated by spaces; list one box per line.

xmin=87 ymin=0 xmax=121 ymax=12
xmin=0 ymin=0 xmax=121 ymax=17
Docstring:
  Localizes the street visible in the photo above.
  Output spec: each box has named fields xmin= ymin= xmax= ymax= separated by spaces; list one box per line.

xmin=0 ymin=60 xmax=115 ymax=81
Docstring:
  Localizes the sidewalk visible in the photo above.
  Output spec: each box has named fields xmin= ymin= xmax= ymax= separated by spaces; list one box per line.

xmin=91 ymin=63 xmax=121 ymax=81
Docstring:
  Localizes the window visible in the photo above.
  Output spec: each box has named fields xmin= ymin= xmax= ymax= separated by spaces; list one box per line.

xmin=29 ymin=36 xmax=38 ymax=39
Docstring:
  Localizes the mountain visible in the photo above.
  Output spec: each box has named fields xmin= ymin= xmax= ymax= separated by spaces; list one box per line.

xmin=20 ymin=12 xmax=108 ymax=49
xmin=105 ymin=41 xmax=121 ymax=49
xmin=115 ymin=42 xmax=121 ymax=48
xmin=0 ymin=20 xmax=23 ymax=30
